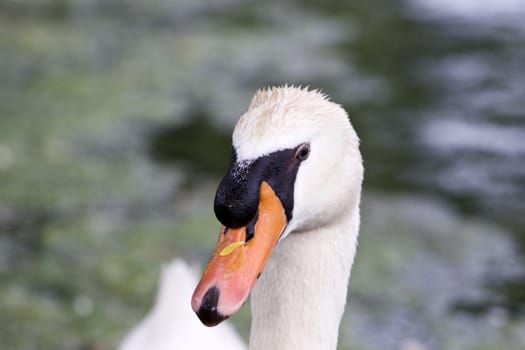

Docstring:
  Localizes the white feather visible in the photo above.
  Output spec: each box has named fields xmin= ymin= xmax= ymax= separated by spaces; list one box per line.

xmin=118 ymin=259 xmax=246 ymax=350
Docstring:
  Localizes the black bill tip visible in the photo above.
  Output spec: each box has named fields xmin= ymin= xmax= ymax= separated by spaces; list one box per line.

xmin=195 ymin=285 xmax=228 ymax=327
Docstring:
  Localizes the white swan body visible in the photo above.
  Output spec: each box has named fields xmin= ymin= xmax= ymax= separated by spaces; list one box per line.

xmin=119 ymin=259 xmax=246 ymax=350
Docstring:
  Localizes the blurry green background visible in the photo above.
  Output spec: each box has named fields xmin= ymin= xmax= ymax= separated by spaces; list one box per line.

xmin=1 ymin=0 xmax=525 ymax=349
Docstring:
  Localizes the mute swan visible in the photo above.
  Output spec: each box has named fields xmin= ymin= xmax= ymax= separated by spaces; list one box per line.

xmin=192 ymin=86 xmax=363 ymax=349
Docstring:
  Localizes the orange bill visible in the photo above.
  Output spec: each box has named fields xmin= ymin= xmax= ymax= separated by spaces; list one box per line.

xmin=191 ymin=181 xmax=287 ymax=326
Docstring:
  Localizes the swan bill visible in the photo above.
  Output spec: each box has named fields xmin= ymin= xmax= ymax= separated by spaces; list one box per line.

xmin=191 ymin=181 xmax=287 ymax=326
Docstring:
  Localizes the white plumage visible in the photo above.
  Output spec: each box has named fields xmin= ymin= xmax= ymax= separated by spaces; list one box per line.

xmin=118 ymin=259 xmax=246 ymax=350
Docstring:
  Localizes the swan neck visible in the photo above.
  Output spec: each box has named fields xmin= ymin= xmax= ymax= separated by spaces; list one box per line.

xmin=248 ymin=208 xmax=360 ymax=350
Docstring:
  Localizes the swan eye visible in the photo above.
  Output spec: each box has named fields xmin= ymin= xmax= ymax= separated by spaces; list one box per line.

xmin=295 ymin=143 xmax=310 ymax=161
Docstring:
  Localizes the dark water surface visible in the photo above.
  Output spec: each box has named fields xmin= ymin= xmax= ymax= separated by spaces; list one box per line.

xmin=149 ymin=0 xmax=525 ymax=311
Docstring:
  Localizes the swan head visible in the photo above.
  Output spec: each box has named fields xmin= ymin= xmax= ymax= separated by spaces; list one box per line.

xmin=192 ymin=86 xmax=363 ymax=326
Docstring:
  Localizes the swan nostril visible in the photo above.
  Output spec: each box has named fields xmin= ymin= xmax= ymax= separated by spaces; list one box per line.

xmin=196 ymin=286 xmax=228 ymax=327
xmin=245 ymin=212 xmax=258 ymax=242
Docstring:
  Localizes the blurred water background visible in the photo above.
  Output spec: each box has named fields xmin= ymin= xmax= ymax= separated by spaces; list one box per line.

xmin=1 ymin=0 xmax=525 ymax=349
